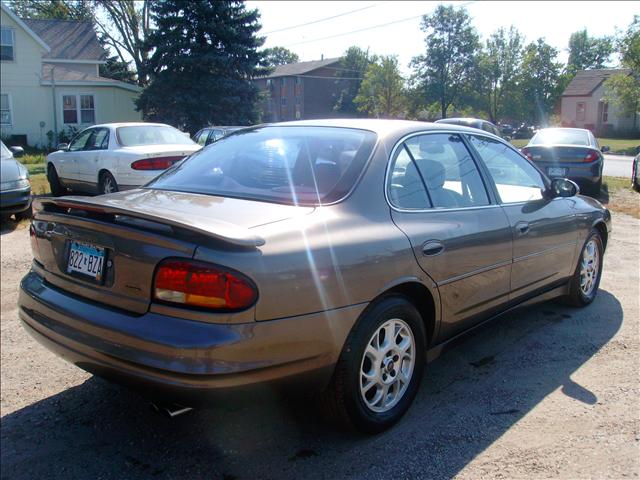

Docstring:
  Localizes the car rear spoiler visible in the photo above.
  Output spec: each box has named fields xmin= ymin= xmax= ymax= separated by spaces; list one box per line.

xmin=33 ymin=196 xmax=266 ymax=247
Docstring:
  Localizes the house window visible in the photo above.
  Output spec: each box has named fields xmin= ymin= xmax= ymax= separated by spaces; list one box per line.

xmin=62 ymin=94 xmax=95 ymax=124
xmin=266 ymin=79 xmax=273 ymax=90
xmin=80 ymin=95 xmax=95 ymax=123
xmin=281 ymin=77 xmax=286 ymax=87
xmin=576 ymin=102 xmax=586 ymax=122
xmin=295 ymin=77 xmax=302 ymax=85
xmin=281 ymin=97 xmax=287 ymax=106
xmin=0 ymin=27 xmax=14 ymax=61
xmin=295 ymin=96 xmax=301 ymax=105
xmin=602 ymin=102 xmax=609 ymax=123
xmin=0 ymin=94 xmax=11 ymax=125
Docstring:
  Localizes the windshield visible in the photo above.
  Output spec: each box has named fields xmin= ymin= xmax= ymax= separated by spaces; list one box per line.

xmin=116 ymin=125 xmax=195 ymax=147
xmin=0 ymin=141 xmax=11 ymax=160
xmin=146 ymin=126 xmax=377 ymax=205
xmin=530 ymin=129 xmax=590 ymax=146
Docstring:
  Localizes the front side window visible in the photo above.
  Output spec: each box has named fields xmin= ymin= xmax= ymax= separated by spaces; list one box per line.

xmin=468 ymin=135 xmax=545 ymax=203
xmin=86 ymin=128 xmax=109 ymax=150
xmin=147 ymin=126 xmax=377 ymax=206
xmin=116 ymin=125 xmax=195 ymax=147
xmin=195 ymin=130 xmax=209 ymax=146
xmin=0 ymin=27 xmax=14 ymax=61
xmin=388 ymin=133 xmax=489 ymax=209
xmin=68 ymin=128 xmax=94 ymax=151
xmin=0 ymin=94 xmax=11 ymax=125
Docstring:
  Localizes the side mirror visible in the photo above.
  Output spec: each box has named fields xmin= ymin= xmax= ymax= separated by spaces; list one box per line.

xmin=547 ymin=178 xmax=579 ymax=198
xmin=9 ymin=146 xmax=24 ymax=157
xmin=57 ymin=143 xmax=69 ymax=151
xmin=601 ymin=145 xmax=610 ymax=153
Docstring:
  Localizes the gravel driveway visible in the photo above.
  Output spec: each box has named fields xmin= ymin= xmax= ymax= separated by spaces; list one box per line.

xmin=1 ymin=214 xmax=639 ymax=480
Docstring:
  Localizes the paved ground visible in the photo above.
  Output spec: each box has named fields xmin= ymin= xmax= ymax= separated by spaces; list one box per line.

xmin=603 ymin=154 xmax=634 ymax=178
xmin=1 ymin=214 xmax=639 ymax=480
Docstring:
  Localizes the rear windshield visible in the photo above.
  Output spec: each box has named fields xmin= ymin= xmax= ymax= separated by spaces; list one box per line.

xmin=117 ymin=125 xmax=195 ymax=147
xmin=145 ymin=126 xmax=377 ymax=205
xmin=530 ymin=129 xmax=590 ymax=146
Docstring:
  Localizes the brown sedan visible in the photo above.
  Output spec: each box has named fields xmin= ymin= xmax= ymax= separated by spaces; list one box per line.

xmin=19 ymin=120 xmax=611 ymax=433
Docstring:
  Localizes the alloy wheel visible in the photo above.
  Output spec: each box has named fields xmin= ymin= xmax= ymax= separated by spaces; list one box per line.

xmin=359 ymin=318 xmax=416 ymax=413
xmin=580 ymin=239 xmax=599 ymax=297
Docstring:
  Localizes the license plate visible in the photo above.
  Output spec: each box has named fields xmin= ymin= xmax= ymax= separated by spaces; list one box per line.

xmin=67 ymin=241 xmax=105 ymax=280
xmin=547 ymin=167 xmax=567 ymax=177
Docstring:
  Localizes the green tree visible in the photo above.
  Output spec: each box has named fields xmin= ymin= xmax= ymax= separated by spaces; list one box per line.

xmin=411 ymin=4 xmax=480 ymax=118
xmin=137 ymin=0 xmax=266 ymax=132
xmin=604 ymin=16 xmax=640 ymax=126
xmin=566 ymin=29 xmax=614 ymax=74
xmin=354 ymin=55 xmax=405 ymax=118
xmin=519 ymin=38 xmax=562 ymax=125
xmin=6 ymin=0 xmax=94 ymax=21
xmin=481 ymin=26 xmax=524 ymax=122
xmin=333 ymin=46 xmax=373 ymax=116
xmin=262 ymin=46 xmax=299 ymax=67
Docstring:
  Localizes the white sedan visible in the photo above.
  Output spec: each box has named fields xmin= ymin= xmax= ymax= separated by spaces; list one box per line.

xmin=46 ymin=123 xmax=202 ymax=195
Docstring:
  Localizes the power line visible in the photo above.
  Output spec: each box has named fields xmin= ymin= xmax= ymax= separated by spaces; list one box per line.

xmin=262 ymin=2 xmax=384 ymax=35
xmin=283 ymin=1 xmax=476 ymax=47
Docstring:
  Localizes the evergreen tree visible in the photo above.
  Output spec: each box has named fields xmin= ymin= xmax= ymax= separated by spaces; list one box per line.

xmin=137 ymin=0 xmax=267 ymax=131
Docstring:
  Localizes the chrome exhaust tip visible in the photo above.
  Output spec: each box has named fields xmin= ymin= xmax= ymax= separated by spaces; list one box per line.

xmin=149 ymin=402 xmax=193 ymax=418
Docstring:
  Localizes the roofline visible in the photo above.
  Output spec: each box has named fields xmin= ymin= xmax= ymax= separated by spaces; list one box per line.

xmin=45 ymin=58 xmax=107 ymax=65
xmin=41 ymin=80 xmax=142 ymax=92
xmin=1 ymin=2 xmax=51 ymax=52
xmin=262 ymin=59 xmax=341 ymax=79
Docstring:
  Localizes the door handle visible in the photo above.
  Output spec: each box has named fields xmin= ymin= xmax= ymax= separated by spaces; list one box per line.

xmin=515 ymin=221 xmax=530 ymax=236
xmin=422 ymin=240 xmax=445 ymax=256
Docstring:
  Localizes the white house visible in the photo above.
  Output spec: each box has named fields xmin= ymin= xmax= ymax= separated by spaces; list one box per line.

xmin=0 ymin=2 xmax=142 ymax=147
xmin=560 ymin=68 xmax=638 ymax=136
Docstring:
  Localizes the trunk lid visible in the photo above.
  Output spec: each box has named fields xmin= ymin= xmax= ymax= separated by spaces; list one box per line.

xmin=31 ymin=190 xmax=313 ymax=314
xmin=120 ymin=144 xmax=202 ymax=158
xmin=524 ymin=145 xmax=599 ymax=163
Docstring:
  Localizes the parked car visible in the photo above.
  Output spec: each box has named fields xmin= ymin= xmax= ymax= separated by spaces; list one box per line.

xmin=521 ymin=128 xmax=608 ymax=197
xmin=513 ymin=123 xmax=538 ymax=139
xmin=434 ymin=117 xmax=504 ymax=138
xmin=20 ymin=120 xmax=611 ymax=433
xmin=1 ymin=141 xmax=31 ymax=221
xmin=193 ymin=126 xmax=246 ymax=146
xmin=633 ymin=147 xmax=640 ymax=192
xmin=46 ymin=123 xmax=202 ymax=196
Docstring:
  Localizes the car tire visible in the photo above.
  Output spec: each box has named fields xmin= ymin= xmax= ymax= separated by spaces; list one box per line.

xmin=99 ymin=171 xmax=118 ymax=195
xmin=47 ymin=165 xmax=65 ymax=197
xmin=562 ymin=229 xmax=604 ymax=307
xmin=321 ymin=295 xmax=426 ymax=434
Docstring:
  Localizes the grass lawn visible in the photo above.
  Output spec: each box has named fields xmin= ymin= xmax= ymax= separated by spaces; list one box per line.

xmin=29 ymin=173 xmax=50 ymax=195
xmin=510 ymin=138 xmax=640 ymax=155
xmin=601 ymin=176 xmax=639 ymax=219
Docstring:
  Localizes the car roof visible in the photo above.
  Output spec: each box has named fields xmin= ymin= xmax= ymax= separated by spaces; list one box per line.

xmin=263 ymin=118 xmax=496 ymax=139
xmin=534 ymin=127 xmax=591 ymax=134
xmin=435 ymin=117 xmax=488 ymax=125
xmin=89 ymin=122 xmax=174 ymax=129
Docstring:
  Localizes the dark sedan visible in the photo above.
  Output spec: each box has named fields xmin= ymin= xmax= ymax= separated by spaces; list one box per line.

xmin=19 ymin=120 xmax=610 ymax=433
xmin=193 ymin=126 xmax=246 ymax=146
xmin=521 ymin=128 xmax=609 ymax=197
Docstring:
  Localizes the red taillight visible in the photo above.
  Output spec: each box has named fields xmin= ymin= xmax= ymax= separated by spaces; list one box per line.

xmin=153 ymin=259 xmax=257 ymax=310
xmin=583 ymin=151 xmax=599 ymax=163
xmin=131 ymin=156 xmax=184 ymax=170
xmin=521 ymin=147 xmax=533 ymax=160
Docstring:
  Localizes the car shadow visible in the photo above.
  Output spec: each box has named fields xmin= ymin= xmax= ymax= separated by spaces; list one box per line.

xmin=0 ymin=290 xmax=623 ymax=479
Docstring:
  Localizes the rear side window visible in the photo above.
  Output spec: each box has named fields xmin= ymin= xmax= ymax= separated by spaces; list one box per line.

xmin=468 ymin=135 xmax=545 ymax=203
xmin=388 ymin=133 xmax=489 ymax=209
xmin=147 ymin=126 xmax=377 ymax=206
xmin=194 ymin=130 xmax=209 ymax=146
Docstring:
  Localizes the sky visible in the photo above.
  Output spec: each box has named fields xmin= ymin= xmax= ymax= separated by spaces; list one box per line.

xmin=246 ymin=0 xmax=638 ymax=73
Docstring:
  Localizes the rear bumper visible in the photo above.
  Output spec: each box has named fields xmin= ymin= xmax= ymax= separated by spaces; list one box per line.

xmin=19 ymin=270 xmax=364 ymax=403
xmin=0 ymin=187 xmax=32 ymax=214
xmin=534 ymin=160 xmax=602 ymax=184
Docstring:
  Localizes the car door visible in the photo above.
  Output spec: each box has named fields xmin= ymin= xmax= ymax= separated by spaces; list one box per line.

xmin=59 ymin=128 xmax=94 ymax=183
xmin=76 ymin=127 xmax=110 ymax=187
xmin=388 ymin=132 xmax=513 ymax=341
xmin=466 ymin=134 xmax=578 ymax=300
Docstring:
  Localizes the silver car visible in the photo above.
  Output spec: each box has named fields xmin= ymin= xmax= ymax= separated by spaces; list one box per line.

xmin=19 ymin=120 xmax=610 ymax=433
xmin=1 ymin=141 xmax=31 ymax=221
